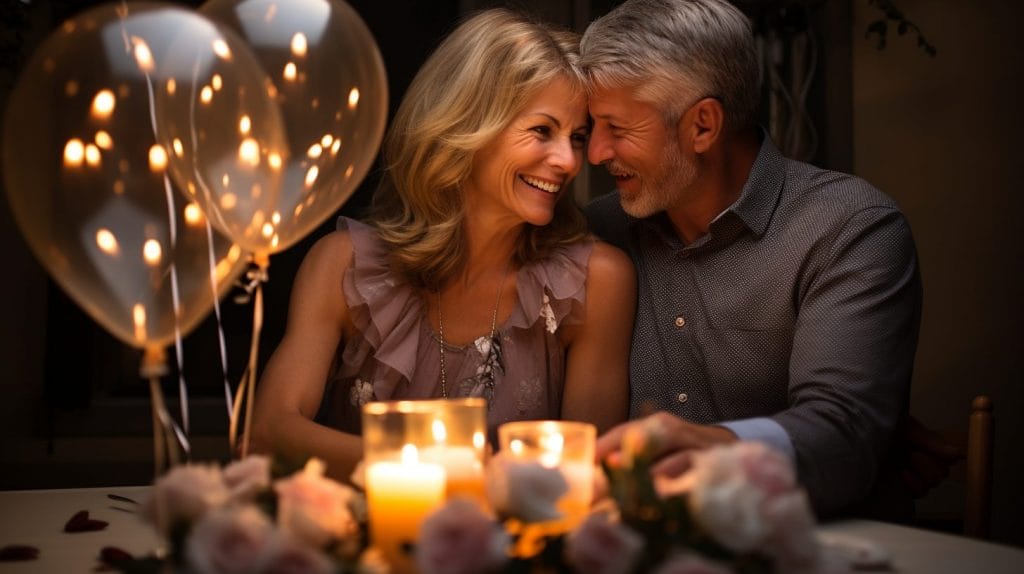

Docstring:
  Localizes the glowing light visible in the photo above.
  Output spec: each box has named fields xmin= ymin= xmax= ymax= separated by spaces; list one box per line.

xmin=283 ymin=62 xmax=297 ymax=82
xmin=473 ymin=431 xmax=486 ymax=450
xmin=94 ymin=131 xmax=113 ymax=150
xmin=172 ymin=138 xmax=184 ymax=157
xmin=291 ymin=33 xmax=308 ymax=57
xmin=401 ymin=444 xmax=419 ymax=464
xmin=268 ymin=153 xmax=283 ymax=170
xmin=187 ymin=182 xmax=196 ymax=196
xmin=85 ymin=144 xmax=101 ymax=167
xmin=184 ymin=202 xmax=204 ymax=225
xmin=143 ymin=239 xmax=162 ymax=265
xmin=212 ymin=74 xmax=223 ymax=91
xmin=331 ymin=138 xmax=341 ymax=155
xmin=239 ymin=115 xmax=251 ymax=135
xmin=166 ymin=78 xmax=177 ymax=95
xmin=131 ymin=37 xmax=154 ymax=72
xmin=118 ymin=159 xmax=130 ymax=173
xmin=345 ymin=165 xmax=354 ymax=179
xmin=304 ymin=166 xmax=319 ymax=187
xmin=348 ymin=88 xmax=360 ymax=110
xmin=212 ymin=39 xmax=232 ymax=60
xmin=320 ymin=134 xmax=333 ymax=148
xmin=133 ymin=304 xmax=147 ymax=343
xmin=63 ymin=139 xmax=85 ymax=167
xmin=95 ymin=229 xmax=119 ymax=255
xmin=307 ymin=143 xmax=323 ymax=159
xmin=64 ymin=80 xmax=79 ymax=97
xmin=91 ymin=89 xmax=115 ymax=119
xmin=148 ymin=145 xmax=167 ymax=172
xmin=220 ymin=193 xmax=237 ymax=210
xmin=113 ymin=180 xmax=125 ymax=195
xmin=293 ymin=204 xmax=303 ymax=217
xmin=261 ymin=223 xmax=274 ymax=238
xmin=200 ymin=86 xmax=214 ymax=104
xmin=432 ymin=420 xmax=447 ymax=443
xmin=270 ymin=234 xmax=280 ymax=249
xmin=509 ymin=439 xmax=524 ymax=456
xmin=222 ymin=174 xmax=230 ymax=188
xmin=238 ymin=138 xmax=260 ymax=166
xmin=251 ymin=183 xmax=262 ymax=199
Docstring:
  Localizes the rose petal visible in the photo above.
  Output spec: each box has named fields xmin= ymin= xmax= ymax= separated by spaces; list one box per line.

xmin=0 ymin=545 xmax=40 ymax=561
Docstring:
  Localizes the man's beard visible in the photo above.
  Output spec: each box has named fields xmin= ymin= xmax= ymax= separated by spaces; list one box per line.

xmin=618 ymin=140 xmax=697 ymax=218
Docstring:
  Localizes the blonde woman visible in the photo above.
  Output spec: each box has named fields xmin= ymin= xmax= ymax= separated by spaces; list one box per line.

xmin=251 ymin=9 xmax=635 ymax=480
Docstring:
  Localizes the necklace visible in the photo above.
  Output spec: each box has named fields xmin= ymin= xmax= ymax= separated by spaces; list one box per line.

xmin=437 ymin=262 xmax=511 ymax=400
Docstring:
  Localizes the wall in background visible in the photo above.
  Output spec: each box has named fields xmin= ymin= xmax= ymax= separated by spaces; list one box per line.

xmin=852 ymin=0 xmax=1024 ymax=546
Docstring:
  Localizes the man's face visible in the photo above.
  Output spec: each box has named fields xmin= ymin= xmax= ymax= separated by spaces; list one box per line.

xmin=588 ymin=84 xmax=697 ymax=218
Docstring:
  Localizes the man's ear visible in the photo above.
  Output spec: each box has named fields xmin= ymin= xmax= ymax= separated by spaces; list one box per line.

xmin=676 ymin=97 xmax=724 ymax=154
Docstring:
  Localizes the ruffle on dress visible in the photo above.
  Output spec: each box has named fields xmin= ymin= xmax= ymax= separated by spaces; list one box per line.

xmin=336 ymin=216 xmax=593 ymax=402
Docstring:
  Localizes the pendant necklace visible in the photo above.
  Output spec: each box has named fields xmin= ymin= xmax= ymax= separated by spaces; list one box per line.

xmin=437 ymin=262 xmax=511 ymax=401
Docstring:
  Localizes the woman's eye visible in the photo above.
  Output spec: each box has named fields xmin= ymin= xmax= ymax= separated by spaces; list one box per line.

xmin=530 ymin=126 xmax=551 ymax=137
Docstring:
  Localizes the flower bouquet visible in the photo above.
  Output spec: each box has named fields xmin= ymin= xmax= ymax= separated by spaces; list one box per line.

xmin=114 ymin=421 xmax=860 ymax=573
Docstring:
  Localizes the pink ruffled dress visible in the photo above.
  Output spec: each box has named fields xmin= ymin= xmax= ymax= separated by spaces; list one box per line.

xmin=316 ymin=217 xmax=594 ymax=436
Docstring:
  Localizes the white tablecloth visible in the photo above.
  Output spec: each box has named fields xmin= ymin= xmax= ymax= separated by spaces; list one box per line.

xmin=1 ymin=487 xmax=1023 ymax=573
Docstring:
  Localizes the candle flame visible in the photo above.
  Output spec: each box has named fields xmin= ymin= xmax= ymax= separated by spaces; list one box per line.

xmin=432 ymin=420 xmax=447 ymax=444
xmin=401 ymin=444 xmax=419 ymax=464
xmin=473 ymin=431 xmax=486 ymax=450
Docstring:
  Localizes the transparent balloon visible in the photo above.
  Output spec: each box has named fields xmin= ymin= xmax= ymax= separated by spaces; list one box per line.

xmin=2 ymin=2 xmax=265 ymax=354
xmin=198 ymin=0 xmax=388 ymax=257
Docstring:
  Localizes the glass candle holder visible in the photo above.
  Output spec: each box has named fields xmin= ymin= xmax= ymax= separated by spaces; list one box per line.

xmin=498 ymin=420 xmax=597 ymax=531
xmin=362 ymin=398 xmax=487 ymax=572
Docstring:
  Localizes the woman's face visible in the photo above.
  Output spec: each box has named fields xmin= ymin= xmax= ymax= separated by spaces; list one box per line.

xmin=463 ymin=76 xmax=589 ymax=228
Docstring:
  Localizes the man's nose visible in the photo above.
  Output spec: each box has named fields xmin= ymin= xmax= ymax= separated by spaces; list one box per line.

xmin=587 ymin=125 xmax=613 ymax=165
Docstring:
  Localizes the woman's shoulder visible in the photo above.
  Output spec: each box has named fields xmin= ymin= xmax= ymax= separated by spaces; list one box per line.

xmin=585 ymin=239 xmax=634 ymax=282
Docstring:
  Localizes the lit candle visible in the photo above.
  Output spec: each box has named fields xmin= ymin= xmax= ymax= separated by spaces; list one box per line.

xmin=365 ymin=444 xmax=446 ymax=573
xmin=499 ymin=420 xmax=597 ymax=531
xmin=420 ymin=444 xmax=486 ymax=502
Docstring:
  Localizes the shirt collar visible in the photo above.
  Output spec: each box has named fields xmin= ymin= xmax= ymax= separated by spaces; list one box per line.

xmin=724 ymin=130 xmax=785 ymax=237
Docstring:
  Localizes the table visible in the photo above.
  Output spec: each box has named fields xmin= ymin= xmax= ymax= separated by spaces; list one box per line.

xmin=1 ymin=487 xmax=1023 ymax=572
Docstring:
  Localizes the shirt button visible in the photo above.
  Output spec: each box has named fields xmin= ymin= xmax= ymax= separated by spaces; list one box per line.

xmin=674 ymin=316 xmax=686 ymax=328
xmin=677 ymin=392 xmax=688 ymax=404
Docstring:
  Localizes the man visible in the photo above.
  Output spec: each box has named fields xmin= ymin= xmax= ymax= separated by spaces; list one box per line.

xmin=580 ymin=0 xmax=922 ymax=517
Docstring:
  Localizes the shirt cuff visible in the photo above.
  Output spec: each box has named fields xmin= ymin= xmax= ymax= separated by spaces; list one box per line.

xmin=720 ymin=417 xmax=795 ymax=461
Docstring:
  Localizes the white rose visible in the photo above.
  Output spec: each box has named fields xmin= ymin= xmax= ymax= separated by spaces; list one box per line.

xmin=223 ymin=455 xmax=272 ymax=503
xmin=565 ymin=511 xmax=643 ymax=574
xmin=486 ymin=453 xmax=567 ymax=523
xmin=415 ymin=498 xmax=509 ymax=574
xmin=185 ymin=505 xmax=274 ymax=574
xmin=143 ymin=463 xmax=229 ymax=537
xmin=274 ymin=459 xmax=360 ymax=548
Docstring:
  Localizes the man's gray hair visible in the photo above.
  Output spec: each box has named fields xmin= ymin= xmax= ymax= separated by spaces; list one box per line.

xmin=580 ymin=0 xmax=760 ymax=131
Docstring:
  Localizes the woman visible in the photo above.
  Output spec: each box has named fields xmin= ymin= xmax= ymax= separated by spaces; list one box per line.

xmin=250 ymin=9 xmax=636 ymax=480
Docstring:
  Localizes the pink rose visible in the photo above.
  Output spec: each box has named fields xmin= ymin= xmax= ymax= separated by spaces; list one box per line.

xmin=686 ymin=442 xmax=800 ymax=553
xmin=255 ymin=535 xmax=335 ymax=574
xmin=143 ymin=463 xmax=229 ymax=537
xmin=565 ymin=512 xmax=643 ymax=574
xmin=223 ymin=455 xmax=272 ymax=502
xmin=486 ymin=452 xmax=567 ymax=522
xmin=274 ymin=459 xmax=360 ymax=548
xmin=651 ymin=552 xmax=733 ymax=574
xmin=415 ymin=498 xmax=509 ymax=574
xmin=763 ymin=490 xmax=820 ymax=572
xmin=185 ymin=505 xmax=274 ymax=574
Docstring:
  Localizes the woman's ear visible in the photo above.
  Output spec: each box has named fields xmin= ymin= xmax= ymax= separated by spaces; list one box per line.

xmin=676 ymin=97 xmax=724 ymax=154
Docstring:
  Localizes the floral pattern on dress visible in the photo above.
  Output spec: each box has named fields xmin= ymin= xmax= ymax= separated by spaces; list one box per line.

xmin=455 ymin=334 xmax=505 ymax=408
xmin=349 ymin=378 xmax=374 ymax=407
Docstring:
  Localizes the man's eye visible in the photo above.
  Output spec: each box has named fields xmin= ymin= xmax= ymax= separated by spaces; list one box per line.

xmin=571 ymin=133 xmax=588 ymax=149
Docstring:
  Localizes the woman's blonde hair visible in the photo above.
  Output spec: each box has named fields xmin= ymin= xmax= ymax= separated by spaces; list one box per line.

xmin=368 ymin=8 xmax=589 ymax=291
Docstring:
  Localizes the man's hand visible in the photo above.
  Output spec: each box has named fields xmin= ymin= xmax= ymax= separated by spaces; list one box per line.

xmin=595 ymin=411 xmax=737 ymax=477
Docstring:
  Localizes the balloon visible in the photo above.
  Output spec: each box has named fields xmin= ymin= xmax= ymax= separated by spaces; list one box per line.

xmin=194 ymin=0 xmax=388 ymax=257
xmin=1 ymin=2 xmax=270 ymax=353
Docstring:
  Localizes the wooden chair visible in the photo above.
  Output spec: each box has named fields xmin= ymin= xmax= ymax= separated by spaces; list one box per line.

xmin=964 ymin=395 xmax=994 ymax=538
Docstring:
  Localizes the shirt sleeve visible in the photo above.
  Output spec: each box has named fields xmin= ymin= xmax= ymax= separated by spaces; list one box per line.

xmin=772 ymin=207 xmax=922 ymax=517
xmin=721 ymin=417 xmax=796 ymax=461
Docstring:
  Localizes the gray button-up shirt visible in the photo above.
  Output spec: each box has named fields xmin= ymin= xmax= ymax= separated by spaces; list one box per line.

xmin=586 ymin=135 xmax=922 ymax=516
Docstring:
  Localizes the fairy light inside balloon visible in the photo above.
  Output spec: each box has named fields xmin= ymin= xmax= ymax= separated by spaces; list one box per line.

xmin=331 ymin=138 xmax=341 ymax=156
xmin=91 ymin=89 xmax=115 ymax=119
xmin=172 ymin=138 xmax=184 ymax=158
xmin=283 ymin=62 xmax=297 ymax=82
xmin=200 ymin=85 xmax=214 ymax=104
xmin=133 ymin=304 xmax=147 ymax=343
xmin=212 ymin=39 xmax=231 ymax=60
xmin=348 ymin=88 xmax=360 ymax=110
xmin=220 ymin=193 xmax=237 ymax=210
xmin=95 ymin=131 xmax=112 ymax=150
xmin=345 ymin=165 xmax=354 ymax=179
xmin=64 ymin=80 xmax=79 ymax=97
xmin=148 ymin=145 xmax=167 ymax=172
xmin=307 ymin=143 xmax=323 ymax=159
xmin=166 ymin=78 xmax=177 ymax=95
xmin=143 ymin=239 xmax=162 ymax=266
xmin=291 ymin=33 xmax=308 ymax=57
xmin=131 ymin=37 xmax=154 ymax=72
xmin=304 ymin=165 xmax=319 ymax=188
xmin=63 ymin=139 xmax=85 ymax=167
xmin=184 ymin=202 xmax=204 ymax=226
xmin=271 ymin=211 xmax=281 ymax=225
xmin=85 ymin=144 xmax=101 ymax=167
xmin=239 ymin=115 xmax=251 ymax=135
xmin=222 ymin=173 xmax=230 ymax=188
xmin=238 ymin=138 xmax=260 ymax=167
xmin=268 ymin=153 xmax=282 ymax=171
xmin=320 ymin=134 xmax=333 ymax=148
xmin=95 ymin=228 xmax=119 ymax=256
xmin=212 ymin=74 xmax=223 ymax=91
xmin=261 ymin=223 xmax=274 ymax=238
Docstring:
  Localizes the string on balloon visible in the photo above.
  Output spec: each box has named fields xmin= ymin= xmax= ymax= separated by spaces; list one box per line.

xmin=229 ymin=253 xmax=270 ymax=457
